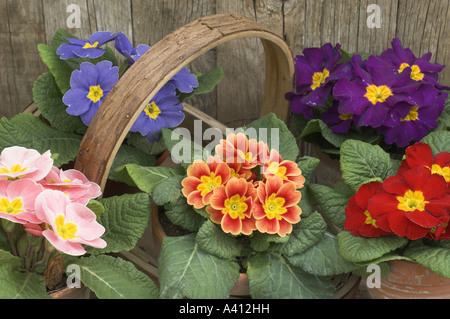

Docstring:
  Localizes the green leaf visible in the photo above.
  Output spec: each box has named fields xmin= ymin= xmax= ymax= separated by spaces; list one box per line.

xmin=71 ymin=255 xmax=159 ymax=299
xmin=89 ymin=193 xmax=151 ymax=254
xmin=337 ymin=231 xmax=408 ymax=263
xmin=158 ymin=234 xmax=240 ymax=299
xmin=340 ymin=140 xmax=393 ymax=192
xmin=151 ymin=175 xmax=184 ymax=206
xmin=38 ymin=34 xmax=74 ymax=94
xmin=117 ymin=164 xmax=184 ymax=195
xmin=404 ymin=245 xmax=450 ymax=279
xmin=0 ymin=270 xmax=50 ymax=299
xmin=297 ymin=156 xmax=320 ymax=180
xmin=420 ymin=130 xmax=450 ymax=154
xmin=110 ymin=144 xmax=156 ymax=183
xmin=163 ymin=197 xmax=205 ymax=232
xmin=435 ymin=92 xmax=450 ymax=130
xmin=32 ymin=72 xmax=86 ymax=133
xmin=161 ymin=128 xmax=207 ymax=169
xmin=247 ymin=252 xmax=335 ymax=299
xmin=0 ymin=249 xmax=21 ymax=271
xmin=274 ymin=211 xmax=327 ymax=257
xmin=288 ymin=232 xmax=360 ymax=276
xmin=178 ymin=67 xmax=224 ymax=102
xmin=308 ymin=183 xmax=350 ymax=228
xmin=86 ymin=199 xmax=104 ymax=218
xmin=245 ymin=113 xmax=299 ymax=162
xmin=0 ymin=114 xmax=82 ymax=167
xmin=298 ymin=119 xmax=381 ymax=150
xmin=195 ymin=220 xmax=242 ymax=260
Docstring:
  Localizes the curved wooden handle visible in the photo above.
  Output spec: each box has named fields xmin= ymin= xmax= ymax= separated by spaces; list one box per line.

xmin=74 ymin=13 xmax=294 ymax=191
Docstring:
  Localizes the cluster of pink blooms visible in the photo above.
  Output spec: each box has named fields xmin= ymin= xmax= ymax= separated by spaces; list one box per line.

xmin=0 ymin=146 xmax=106 ymax=256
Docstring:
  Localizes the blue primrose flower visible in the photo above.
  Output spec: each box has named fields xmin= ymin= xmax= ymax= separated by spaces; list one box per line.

xmin=62 ymin=60 xmax=119 ymax=126
xmin=57 ymin=31 xmax=117 ymax=60
xmin=115 ymin=32 xmax=199 ymax=93
xmin=130 ymin=84 xmax=185 ymax=143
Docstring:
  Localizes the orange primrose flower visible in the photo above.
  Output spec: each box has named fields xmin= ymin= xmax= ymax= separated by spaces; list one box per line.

xmin=262 ymin=149 xmax=305 ymax=189
xmin=253 ymin=175 xmax=302 ymax=237
xmin=214 ymin=133 xmax=269 ymax=170
xmin=181 ymin=158 xmax=231 ymax=209
xmin=206 ymin=177 xmax=257 ymax=236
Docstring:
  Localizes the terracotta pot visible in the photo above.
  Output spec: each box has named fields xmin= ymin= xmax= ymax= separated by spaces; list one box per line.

xmin=151 ymin=203 xmax=361 ymax=299
xmin=49 ymin=285 xmax=91 ymax=299
xmin=368 ymin=260 xmax=450 ymax=299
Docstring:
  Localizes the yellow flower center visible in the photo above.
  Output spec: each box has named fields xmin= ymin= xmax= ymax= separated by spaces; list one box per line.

xmin=144 ymin=101 xmax=162 ymax=120
xmin=431 ymin=164 xmax=450 ymax=182
xmin=87 ymin=85 xmax=104 ymax=103
xmin=339 ymin=113 xmax=353 ymax=121
xmin=401 ymin=106 xmax=419 ymax=122
xmin=364 ymin=84 xmax=393 ymax=105
xmin=311 ymin=69 xmax=330 ymax=90
xmin=237 ymin=150 xmax=256 ymax=164
xmin=398 ymin=63 xmax=425 ymax=81
xmin=0 ymin=164 xmax=28 ymax=175
xmin=223 ymin=194 xmax=248 ymax=219
xmin=266 ymin=162 xmax=287 ymax=180
xmin=82 ymin=41 xmax=99 ymax=49
xmin=263 ymin=193 xmax=287 ymax=220
xmin=55 ymin=215 xmax=79 ymax=240
xmin=397 ymin=190 xmax=429 ymax=212
xmin=364 ymin=210 xmax=378 ymax=228
xmin=0 ymin=197 xmax=24 ymax=215
xmin=197 ymin=172 xmax=222 ymax=197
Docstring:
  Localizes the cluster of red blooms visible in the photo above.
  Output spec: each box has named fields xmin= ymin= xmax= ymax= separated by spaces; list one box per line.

xmin=345 ymin=143 xmax=450 ymax=240
xmin=181 ymin=133 xmax=305 ymax=237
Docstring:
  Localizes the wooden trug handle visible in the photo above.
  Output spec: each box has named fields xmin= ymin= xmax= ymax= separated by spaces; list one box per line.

xmin=74 ymin=13 xmax=295 ymax=191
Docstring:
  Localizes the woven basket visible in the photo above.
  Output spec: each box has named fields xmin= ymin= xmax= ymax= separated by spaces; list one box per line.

xmin=72 ymin=13 xmax=360 ymax=299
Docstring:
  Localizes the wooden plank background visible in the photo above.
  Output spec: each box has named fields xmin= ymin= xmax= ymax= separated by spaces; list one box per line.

xmin=1 ymin=0 xmax=449 ymax=128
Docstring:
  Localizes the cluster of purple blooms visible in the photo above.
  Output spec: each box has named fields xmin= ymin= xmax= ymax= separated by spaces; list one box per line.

xmin=286 ymin=39 xmax=449 ymax=148
xmin=58 ymin=31 xmax=198 ymax=142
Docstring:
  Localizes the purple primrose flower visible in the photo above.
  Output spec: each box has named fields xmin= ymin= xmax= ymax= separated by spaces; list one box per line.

xmin=379 ymin=38 xmax=450 ymax=91
xmin=62 ymin=61 xmax=119 ymax=126
xmin=379 ymin=85 xmax=447 ymax=148
xmin=285 ymin=43 xmax=353 ymax=119
xmin=333 ymin=55 xmax=421 ymax=128
xmin=57 ymin=31 xmax=117 ymax=60
xmin=321 ymin=101 xmax=360 ymax=134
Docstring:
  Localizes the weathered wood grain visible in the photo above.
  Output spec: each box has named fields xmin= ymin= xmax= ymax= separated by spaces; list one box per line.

xmin=1 ymin=0 xmax=450 ymax=121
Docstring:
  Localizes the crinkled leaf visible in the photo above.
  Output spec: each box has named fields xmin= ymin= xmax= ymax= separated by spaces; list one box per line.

xmin=32 ymin=72 xmax=86 ymax=133
xmin=340 ymin=140 xmax=393 ymax=192
xmin=337 ymin=230 xmax=408 ymax=263
xmin=151 ymin=175 xmax=184 ymax=206
xmin=87 ymin=193 xmax=150 ymax=254
xmin=195 ymin=220 xmax=242 ymax=260
xmin=247 ymin=252 xmax=335 ymax=299
xmin=297 ymin=156 xmax=320 ymax=180
xmin=404 ymin=245 xmax=450 ymax=279
xmin=245 ymin=113 xmax=298 ymax=162
xmin=0 ymin=114 xmax=82 ymax=167
xmin=178 ymin=67 xmax=223 ymax=102
xmin=288 ymin=232 xmax=360 ymax=276
xmin=308 ymin=183 xmax=349 ymax=228
xmin=162 ymin=128 xmax=209 ymax=169
xmin=71 ymin=255 xmax=159 ymax=299
xmin=158 ymin=234 xmax=240 ymax=299
xmin=110 ymin=144 xmax=156 ymax=184
xmin=420 ymin=130 xmax=450 ymax=154
xmin=117 ymin=164 xmax=184 ymax=195
xmin=273 ymin=211 xmax=327 ymax=257
xmin=163 ymin=197 xmax=205 ymax=232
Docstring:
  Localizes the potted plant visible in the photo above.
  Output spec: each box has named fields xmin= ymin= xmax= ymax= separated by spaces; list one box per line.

xmin=120 ymin=113 xmax=361 ymax=299
xmin=308 ymin=129 xmax=450 ymax=299
xmin=0 ymin=145 xmax=160 ymax=298
xmin=0 ymin=27 xmax=221 ymax=299
xmin=286 ymin=39 xmax=449 ymax=187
